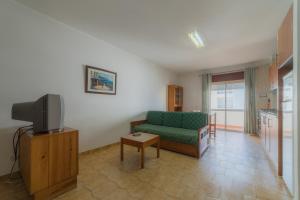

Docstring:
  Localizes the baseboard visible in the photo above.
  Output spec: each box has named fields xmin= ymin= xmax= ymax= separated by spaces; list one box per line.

xmin=80 ymin=142 xmax=120 ymax=155
xmin=0 ymin=171 xmax=20 ymax=180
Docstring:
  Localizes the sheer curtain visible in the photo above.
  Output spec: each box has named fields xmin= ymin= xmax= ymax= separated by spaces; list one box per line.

xmin=202 ymin=73 xmax=212 ymax=113
xmin=244 ymin=68 xmax=256 ymax=134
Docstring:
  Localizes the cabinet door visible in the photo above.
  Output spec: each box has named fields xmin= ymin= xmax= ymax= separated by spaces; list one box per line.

xmin=274 ymin=116 xmax=278 ymax=168
xmin=175 ymin=87 xmax=180 ymax=106
xmin=266 ymin=117 xmax=271 ymax=152
xmin=270 ymin=115 xmax=278 ymax=168
xmin=269 ymin=63 xmax=278 ymax=90
xmin=277 ymin=6 xmax=293 ymax=67
xmin=268 ymin=117 xmax=274 ymax=154
xmin=69 ymin=131 xmax=79 ymax=177
xmin=269 ymin=65 xmax=274 ymax=89
xmin=30 ymin=136 xmax=49 ymax=194
xmin=273 ymin=64 xmax=278 ymax=89
xmin=261 ymin=115 xmax=266 ymax=146
xmin=178 ymin=87 xmax=183 ymax=106
xmin=49 ymin=131 xmax=78 ymax=186
xmin=168 ymin=86 xmax=175 ymax=111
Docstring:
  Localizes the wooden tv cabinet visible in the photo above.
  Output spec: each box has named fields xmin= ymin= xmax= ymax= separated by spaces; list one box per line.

xmin=20 ymin=128 xmax=79 ymax=200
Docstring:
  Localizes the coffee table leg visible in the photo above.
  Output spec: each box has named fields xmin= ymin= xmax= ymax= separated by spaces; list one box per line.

xmin=141 ymin=146 xmax=144 ymax=169
xmin=120 ymin=139 xmax=124 ymax=161
xmin=157 ymin=139 xmax=160 ymax=158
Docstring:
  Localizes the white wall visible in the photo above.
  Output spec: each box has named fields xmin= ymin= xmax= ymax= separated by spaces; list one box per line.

xmin=0 ymin=0 xmax=177 ymax=176
xmin=178 ymin=73 xmax=202 ymax=112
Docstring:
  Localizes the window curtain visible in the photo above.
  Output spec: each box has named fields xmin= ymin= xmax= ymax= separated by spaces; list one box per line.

xmin=244 ymin=68 xmax=256 ymax=134
xmin=201 ymin=73 xmax=212 ymax=113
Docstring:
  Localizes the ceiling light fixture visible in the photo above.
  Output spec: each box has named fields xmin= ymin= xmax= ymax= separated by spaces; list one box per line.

xmin=188 ymin=31 xmax=205 ymax=48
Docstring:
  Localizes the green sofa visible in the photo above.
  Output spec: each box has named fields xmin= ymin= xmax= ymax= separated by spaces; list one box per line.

xmin=131 ymin=111 xmax=209 ymax=158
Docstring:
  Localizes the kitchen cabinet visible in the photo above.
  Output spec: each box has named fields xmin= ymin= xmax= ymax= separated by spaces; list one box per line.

xmin=268 ymin=114 xmax=278 ymax=169
xmin=277 ymin=6 xmax=293 ymax=68
xmin=260 ymin=113 xmax=267 ymax=147
xmin=260 ymin=111 xmax=278 ymax=171
xmin=269 ymin=62 xmax=278 ymax=90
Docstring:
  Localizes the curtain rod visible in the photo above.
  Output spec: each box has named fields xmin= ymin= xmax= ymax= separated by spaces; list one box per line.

xmin=198 ymin=66 xmax=258 ymax=76
xmin=198 ymin=69 xmax=244 ymax=76
xmin=211 ymin=69 xmax=245 ymax=76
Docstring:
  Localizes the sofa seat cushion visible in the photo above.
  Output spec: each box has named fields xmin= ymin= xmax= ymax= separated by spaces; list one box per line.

xmin=134 ymin=124 xmax=198 ymax=145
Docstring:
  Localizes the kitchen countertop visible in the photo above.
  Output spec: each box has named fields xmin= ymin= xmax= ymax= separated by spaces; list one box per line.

xmin=259 ymin=109 xmax=278 ymax=116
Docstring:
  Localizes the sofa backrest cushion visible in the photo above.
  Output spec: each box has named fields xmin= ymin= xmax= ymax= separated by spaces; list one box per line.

xmin=182 ymin=112 xmax=208 ymax=130
xmin=147 ymin=111 xmax=164 ymax=125
xmin=163 ymin=112 xmax=182 ymax=128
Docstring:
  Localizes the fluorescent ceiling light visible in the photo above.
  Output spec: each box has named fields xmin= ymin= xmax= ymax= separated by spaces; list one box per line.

xmin=188 ymin=31 xmax=205 ymax=48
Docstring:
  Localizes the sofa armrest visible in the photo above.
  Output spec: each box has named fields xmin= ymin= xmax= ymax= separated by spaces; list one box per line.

xmin=130 ymin=120 xmax=147 ymax=133
xmin=197 ymin=125 xmax=209 ymax=158
xmin=198 ymin=125 xmax=209 ymax=140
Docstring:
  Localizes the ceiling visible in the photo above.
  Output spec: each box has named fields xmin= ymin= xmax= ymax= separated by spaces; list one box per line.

xmin=17 ymin=0 xmax=292 ymax=72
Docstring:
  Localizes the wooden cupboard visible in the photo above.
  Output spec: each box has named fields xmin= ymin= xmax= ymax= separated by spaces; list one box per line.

xmin=269 ymin=62 xmax=278 ymax=90
xmin=277 ymin=6 xmax=293 ymax=68
xmin=168 ymin=85 xmax=183 ymax=111
xmin=20 ymin=128 xmax=79 ymax=200
xmin=260 ymin=112 xmax=278 ymax=171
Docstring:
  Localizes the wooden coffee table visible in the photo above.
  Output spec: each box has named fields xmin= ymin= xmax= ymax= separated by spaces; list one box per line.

xmin=120 ymin=132 xmax=160 ymax=168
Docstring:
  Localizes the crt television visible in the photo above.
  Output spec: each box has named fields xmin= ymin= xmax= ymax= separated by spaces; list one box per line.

xmin=11 ymin=94 xmax=64 ymax=133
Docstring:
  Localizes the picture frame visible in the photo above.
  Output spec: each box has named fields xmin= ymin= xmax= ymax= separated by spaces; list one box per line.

xmin=85 ymin=65 xmax=117 ymax=95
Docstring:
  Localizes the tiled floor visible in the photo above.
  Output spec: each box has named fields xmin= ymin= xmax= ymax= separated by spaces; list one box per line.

xmin=215 ymin=125 xmax=243 ymax=132
xmin=0 ymin=131 xmax=291 ymax=200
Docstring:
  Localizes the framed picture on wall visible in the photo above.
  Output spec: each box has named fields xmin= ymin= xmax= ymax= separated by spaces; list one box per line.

xmin=85 ymin=65 xmax=117 ymax=95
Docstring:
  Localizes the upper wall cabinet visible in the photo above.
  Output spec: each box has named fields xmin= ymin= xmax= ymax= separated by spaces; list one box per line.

xmin=277 ymin=6 xmax=293 ymax=68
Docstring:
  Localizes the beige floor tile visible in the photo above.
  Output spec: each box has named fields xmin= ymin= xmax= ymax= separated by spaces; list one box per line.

xmin=0 ymin=131 xmax=292 ymax=200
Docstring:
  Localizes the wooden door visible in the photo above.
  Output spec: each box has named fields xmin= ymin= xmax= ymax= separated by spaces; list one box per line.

xmin=49 ymin=131 xmax=78 ymax=186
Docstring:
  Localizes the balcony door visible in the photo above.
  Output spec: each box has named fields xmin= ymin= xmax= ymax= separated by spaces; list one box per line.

xmin=210 ymin=80 xmax=245 ymax=132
